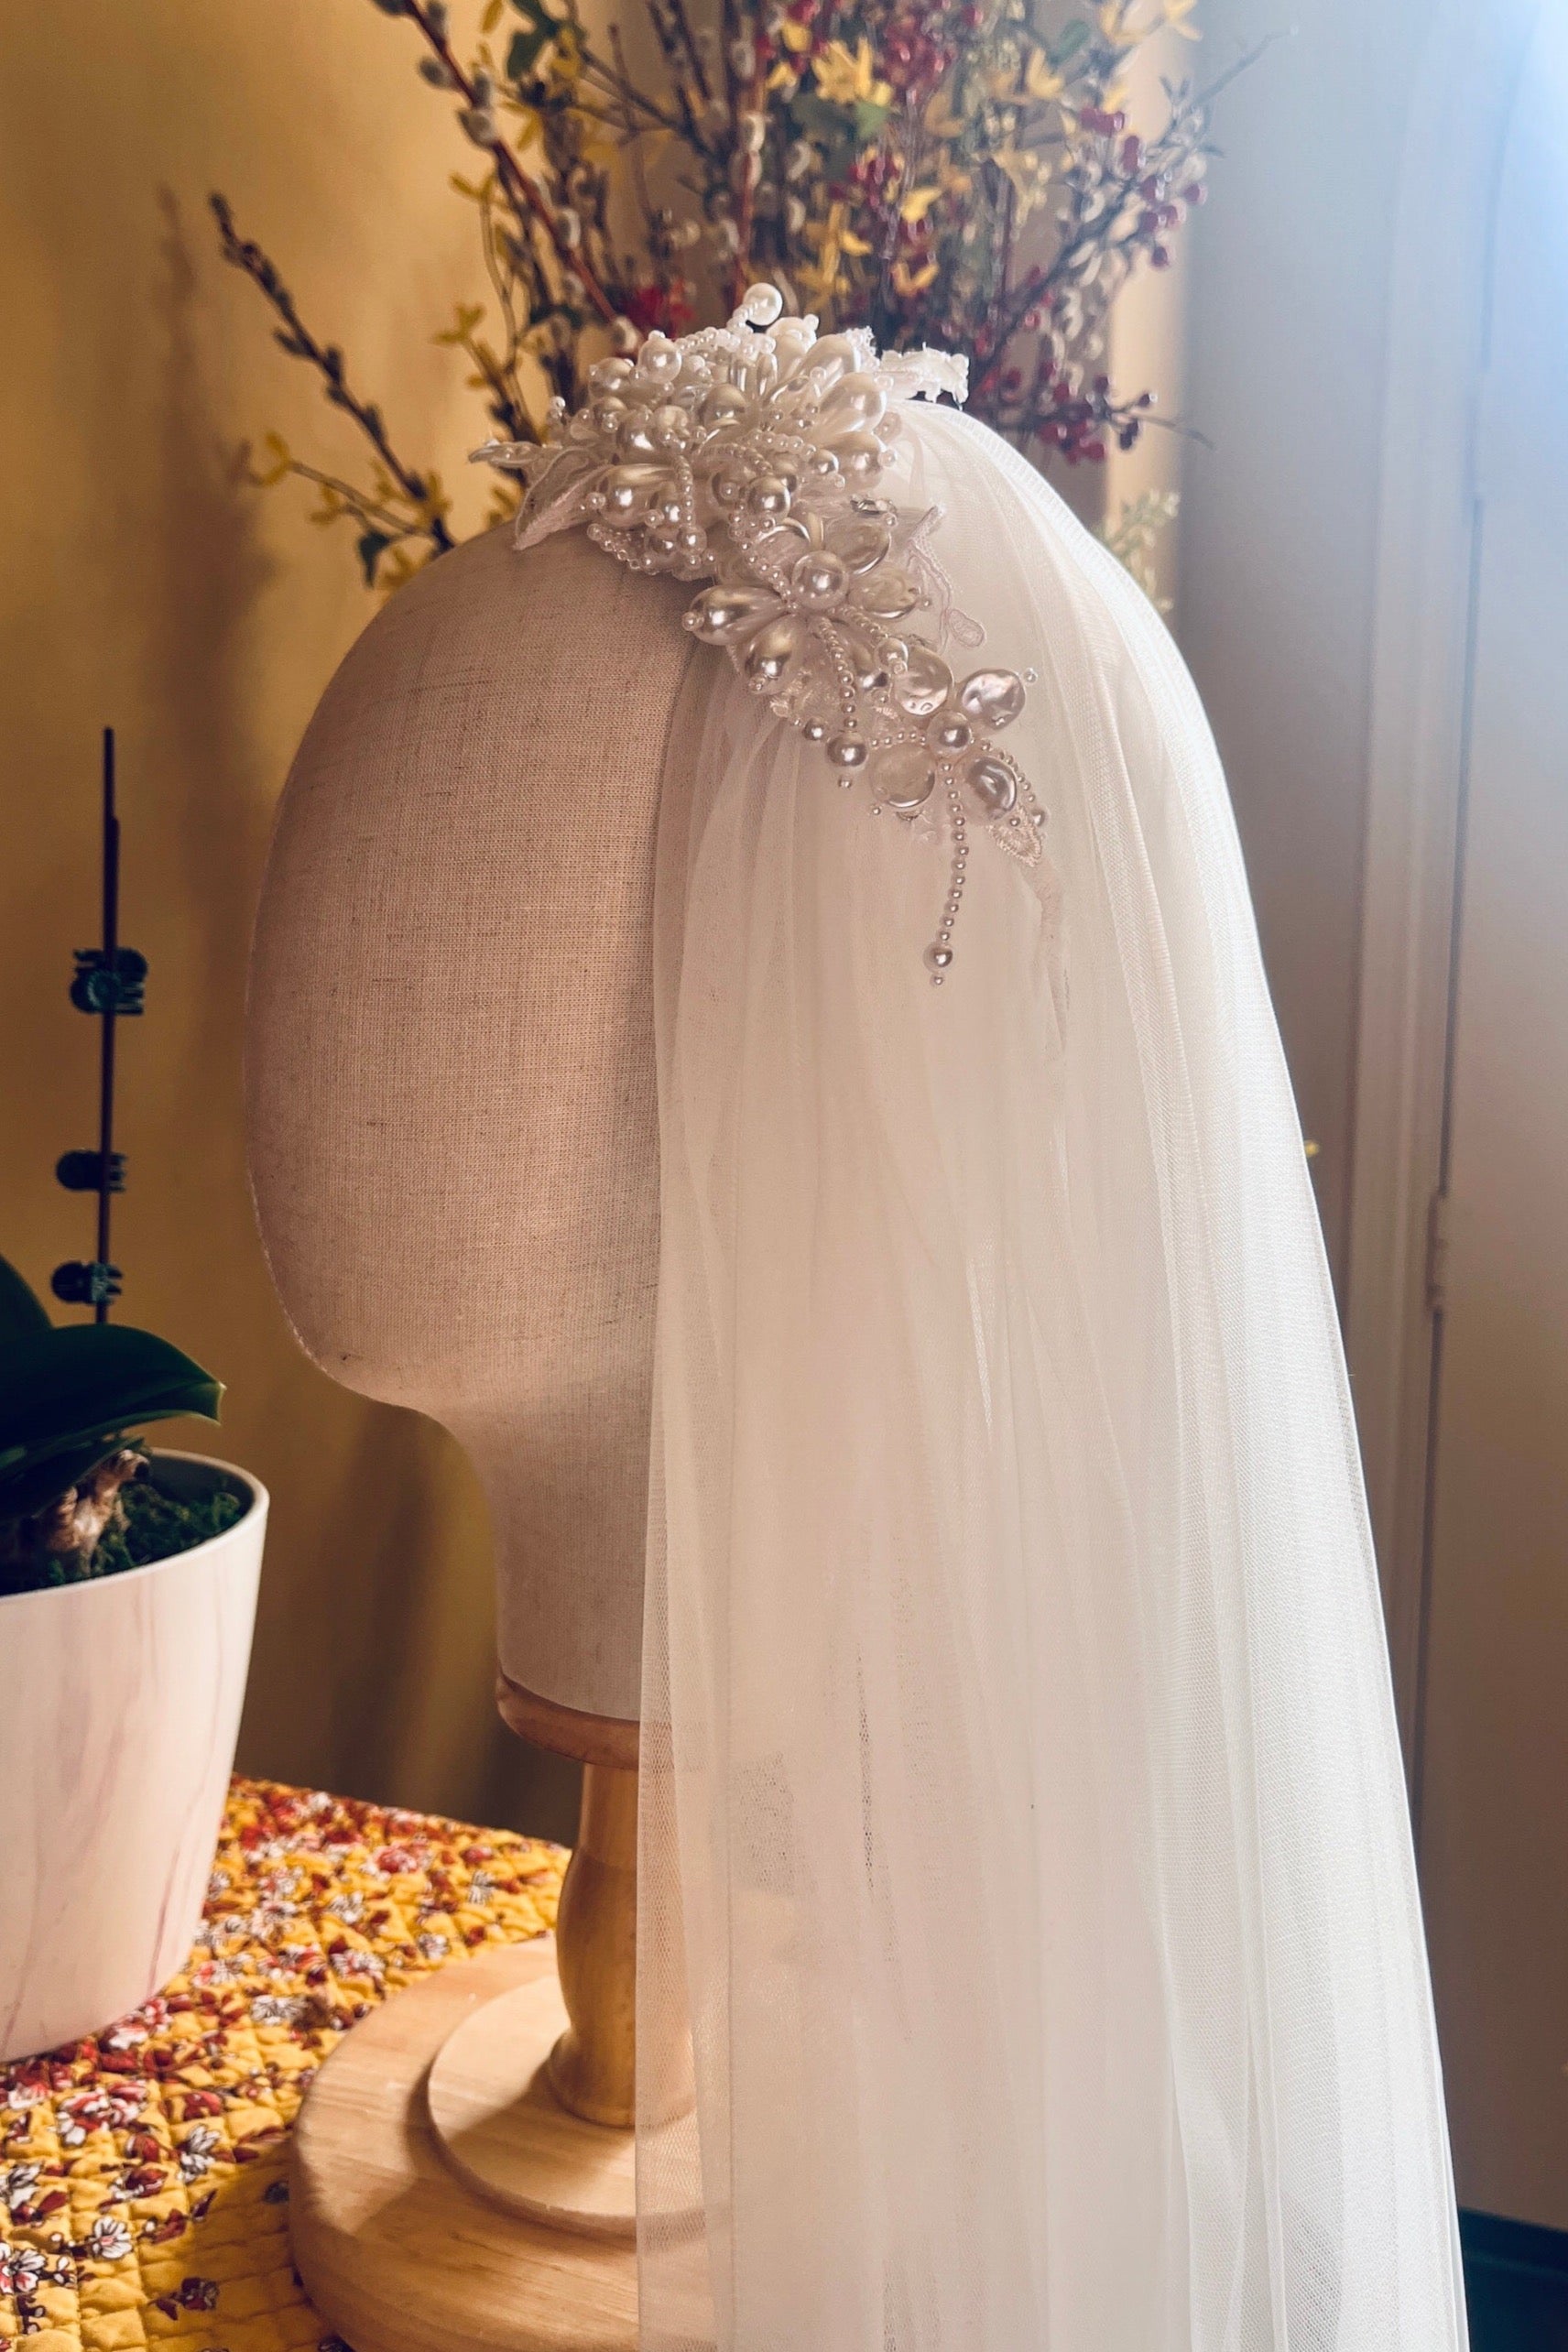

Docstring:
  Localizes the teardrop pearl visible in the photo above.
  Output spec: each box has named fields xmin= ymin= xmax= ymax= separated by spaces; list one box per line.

xmin=817 ymin=372 xmax=887 ymax=439
xmin=743 ymin=614 xmax=804 ymax=684
xmin=599 ymin=463 xmax=668 ymax=524
xmin=892 ymin=645 xmax=954 ymax=716
xmin=803 ymin=332 xmax=860 ymax=387
xmin=688 ymin=583 xmax=781 ymax=644
xmin=958 ymin=668 xmax=1028 ymax=732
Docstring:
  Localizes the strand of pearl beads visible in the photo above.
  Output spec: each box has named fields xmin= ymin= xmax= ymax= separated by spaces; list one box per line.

xmin=819 ymin=624 xmax=865 ymax=786
xmin=926 ymin=784 xmax=969 ymax=983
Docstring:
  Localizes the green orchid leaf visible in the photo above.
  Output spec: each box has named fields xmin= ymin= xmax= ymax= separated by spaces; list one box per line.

xmin=0 ymin=1255 xmax=52 ymax=1347
xmin=0 ymin=1323 xmax=223 ymax=1519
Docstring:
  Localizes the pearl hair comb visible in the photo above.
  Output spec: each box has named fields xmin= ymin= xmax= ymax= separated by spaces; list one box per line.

xmin=475 ymin=285 xmax=1046 ymax=979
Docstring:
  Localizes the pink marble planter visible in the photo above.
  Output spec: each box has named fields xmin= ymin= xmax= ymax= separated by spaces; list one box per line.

xmin=0 ymin=1452 xmax=267 ymax=2062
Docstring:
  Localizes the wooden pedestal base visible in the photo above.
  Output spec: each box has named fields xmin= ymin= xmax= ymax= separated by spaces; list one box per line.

xmin=290 ymin=1939 xmax=637 ymax=2352
xmin=427 ymin=1962 xmax=636 ymax=2240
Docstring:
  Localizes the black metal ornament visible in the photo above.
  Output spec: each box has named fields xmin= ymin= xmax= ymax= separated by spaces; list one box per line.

xmin=52 ymin=729 xmax=141 ymax=1323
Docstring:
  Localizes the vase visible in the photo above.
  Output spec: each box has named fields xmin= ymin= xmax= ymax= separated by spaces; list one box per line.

xmin=0 ymin=1449 xmax=267 ymax=2062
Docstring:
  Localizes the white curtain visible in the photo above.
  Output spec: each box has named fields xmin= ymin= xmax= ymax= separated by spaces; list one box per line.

xmin=637 ymin=403 xmax=1467 ymax=2352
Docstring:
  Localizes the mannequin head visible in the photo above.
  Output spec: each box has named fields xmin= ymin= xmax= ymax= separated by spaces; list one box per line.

xmin=246 ymin=525 xmax=694 ymax=1725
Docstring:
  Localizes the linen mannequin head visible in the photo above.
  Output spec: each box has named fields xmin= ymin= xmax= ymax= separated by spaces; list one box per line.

xmin=246 ymin=525 xmax=694 ymax=1726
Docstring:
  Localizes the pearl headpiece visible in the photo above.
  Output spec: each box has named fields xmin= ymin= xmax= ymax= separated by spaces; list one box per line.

xmin=475 ymin=286 xmax=1046 ymax=980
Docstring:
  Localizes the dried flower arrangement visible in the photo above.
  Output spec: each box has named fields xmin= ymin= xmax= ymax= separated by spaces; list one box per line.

xmin=212 ymin=0 xmax=1250 ymax=593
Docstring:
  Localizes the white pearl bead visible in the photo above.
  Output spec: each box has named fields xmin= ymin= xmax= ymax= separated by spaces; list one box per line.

xmin=790 ymin=550 xmax=848 ymax=610
xmin=748 ymin=476 xmax=792 ymax=518
xmin=927 ymin=712 xmax=975 ymax=757
xmin=637 ymin=338 xmax=682 ymax=383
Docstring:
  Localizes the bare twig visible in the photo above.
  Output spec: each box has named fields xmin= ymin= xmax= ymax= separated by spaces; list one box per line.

xmin=210 ymin=194 xmax=455 ymax=551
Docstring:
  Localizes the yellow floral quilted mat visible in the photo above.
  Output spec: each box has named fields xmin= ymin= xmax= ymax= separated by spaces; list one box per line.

xmin=0 ymin=1778 xmax=565 ymax=2352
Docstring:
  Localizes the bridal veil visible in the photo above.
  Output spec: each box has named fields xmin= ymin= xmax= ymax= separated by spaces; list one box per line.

xmin=633 ymin=398 xmax=1466 ymax=2349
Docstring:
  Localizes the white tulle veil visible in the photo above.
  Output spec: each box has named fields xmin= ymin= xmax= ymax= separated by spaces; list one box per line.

xmin=627 ymin=397 xmax=1467 ymax=2351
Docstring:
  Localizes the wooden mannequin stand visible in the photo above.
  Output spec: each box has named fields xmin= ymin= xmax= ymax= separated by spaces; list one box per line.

xmin=289 ymin=1684 xmax=641 ymax=2352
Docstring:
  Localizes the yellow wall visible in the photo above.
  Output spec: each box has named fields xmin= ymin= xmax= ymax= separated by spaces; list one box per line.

xmin=0 ymin=0 xmax=578 ymax=1840
xmin=0 ymin=0 xmax=1379 ymax=1850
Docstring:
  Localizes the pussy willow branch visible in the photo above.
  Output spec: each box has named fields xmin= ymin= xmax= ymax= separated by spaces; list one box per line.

xmin=399 ymin=0 xmax=624 ymax=328
xmin=210 ymin=193 xmax=456 ymax=550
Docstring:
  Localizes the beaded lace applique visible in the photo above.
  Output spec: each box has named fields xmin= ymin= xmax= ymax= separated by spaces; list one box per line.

xmin=475 ymin=285 xmax=1045 ymax=980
